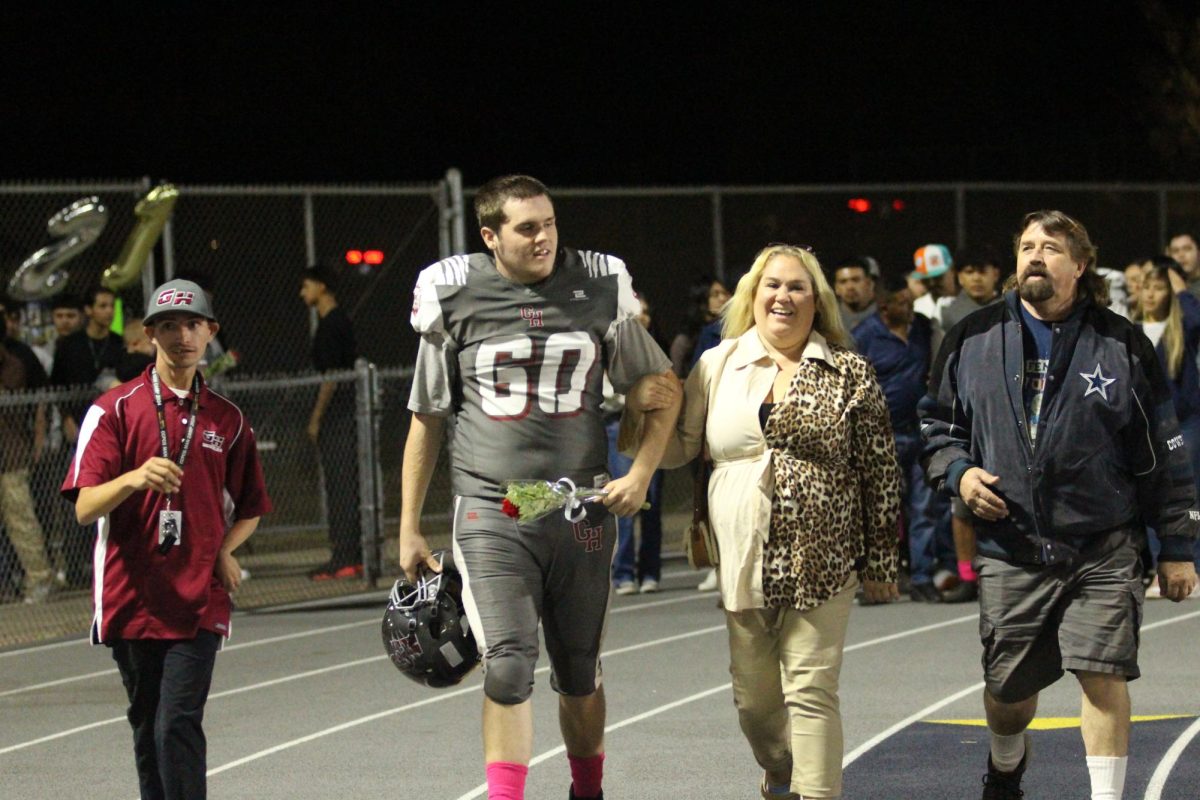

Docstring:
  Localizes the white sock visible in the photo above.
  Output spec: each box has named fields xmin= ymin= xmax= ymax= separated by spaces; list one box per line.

xmin=1086 ymin=755 xmax=1127 ymax=800
xmin=989 ymin=731 xmax=1026 ymax=772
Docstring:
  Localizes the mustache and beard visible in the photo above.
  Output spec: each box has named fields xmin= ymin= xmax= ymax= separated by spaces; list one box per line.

xmin=1018 ymin=265 xmax=1055 ymax=302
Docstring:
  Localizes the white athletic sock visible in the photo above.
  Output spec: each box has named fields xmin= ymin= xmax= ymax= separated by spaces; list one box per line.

xmin=989 ymin=731 xmax=1027 ymax=772
xmin=1086 ymin=755 xmax=1127 ymax=800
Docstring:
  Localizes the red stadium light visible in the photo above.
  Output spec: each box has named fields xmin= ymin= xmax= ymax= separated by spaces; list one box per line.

xmin=363 ymin=249 xmax=385 ymax=265
xmin=345 ymin=250 xmax=363 ymax=265
xmin=848 ymin=197 xmax=871 ymax=214
xmin=892 ymin=199 xmax=906 ymax=212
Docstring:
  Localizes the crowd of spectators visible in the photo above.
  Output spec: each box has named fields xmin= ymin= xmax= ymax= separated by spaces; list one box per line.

xmin=820 ymin=232 xmax=1200 ymax=603
xmin=601 ymin=230 xmax=1200 ymax=607
xmin=6 ymin=232 xmax=1200 ymax=607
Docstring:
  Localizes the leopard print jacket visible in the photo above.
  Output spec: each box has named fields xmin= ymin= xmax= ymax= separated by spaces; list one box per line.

xmin=761 ymin=344 xmax=901 ymax=611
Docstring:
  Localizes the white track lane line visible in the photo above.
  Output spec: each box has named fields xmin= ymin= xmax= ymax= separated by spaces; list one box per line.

xmin=203 ymin=611 xmax=981 ymax=782
xmin=0 ymin=593 xmax=723 ymax=754
xmin=1143 ymin=715 xmax=1200 ymax=800
xmin=843 ymin=681 xmax=986 ymax=767
xmin=0 ymin=637 xmax=87 ymax=659
xmin=0 ymin=581 xmax=714 ymax=698
xmin=206 ymin=624 xmax=729 ymax=779
xmin=0 ymin=654 xmax=384 ymax=756
xmin=448 ymin=606 xmax=1200 ymax=798
xmin=844 ymin=607 xmax=1200 ymax=770
xmin=452 ymin=685 xmax=734 ymax=800
xmin=0 ymin=619 xmax=379 ymax=698
xmin=1138 ymin=608 xmax=1200 ymax=798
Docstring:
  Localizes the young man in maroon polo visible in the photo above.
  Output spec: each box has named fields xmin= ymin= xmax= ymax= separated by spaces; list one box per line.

xmin=62 ymin=279 xmax=271 ymax=800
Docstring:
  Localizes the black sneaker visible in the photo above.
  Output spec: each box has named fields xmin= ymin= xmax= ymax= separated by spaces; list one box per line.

xmin=909 ymin=582 xmax=944 ymax=603
xmin=568 ymin=788 xmax=603 ymax=800
xmin=942 ymin=580 xmax=979 ymax=603
xmin=981 ymin=743 xmax=1028 ymax=799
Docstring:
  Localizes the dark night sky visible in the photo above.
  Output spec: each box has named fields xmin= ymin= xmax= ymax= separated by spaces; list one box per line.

xmin=0 ymin=2 xmax=1180 ymax=187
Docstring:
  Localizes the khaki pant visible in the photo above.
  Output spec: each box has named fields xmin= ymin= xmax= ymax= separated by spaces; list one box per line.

xmin=1 ymin=469 xmax=53 ymax=594
xmin=725 ymin=577 xmax=857 ymax=799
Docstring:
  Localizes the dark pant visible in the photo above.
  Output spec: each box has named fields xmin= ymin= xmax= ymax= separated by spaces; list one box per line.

xmin=606 ymin=420 xmax=663 ymax=583
xmin=110 ymin=631 xmax=221 ymax=800
xmin=894 ymin=425 xmax=954 ymax=584
xmin=318 ymin=412 xmax=363 ymax=567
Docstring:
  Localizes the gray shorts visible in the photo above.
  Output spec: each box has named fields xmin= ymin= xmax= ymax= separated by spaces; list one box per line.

xmin=452 ymin=495 xmax=616 ymax=698
xmin=977 ymin=529 xmax=1146 ymax=703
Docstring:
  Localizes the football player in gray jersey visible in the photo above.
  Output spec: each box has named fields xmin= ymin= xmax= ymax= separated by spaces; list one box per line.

xmin=399 ymin=175 xmax=681 ymax=800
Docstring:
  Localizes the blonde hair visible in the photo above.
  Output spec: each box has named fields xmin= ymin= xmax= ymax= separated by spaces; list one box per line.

xmin=721 ymin=245 xmax=850 ymax=348
xmin=1135 ymin=262 xmax=1185 ymax=379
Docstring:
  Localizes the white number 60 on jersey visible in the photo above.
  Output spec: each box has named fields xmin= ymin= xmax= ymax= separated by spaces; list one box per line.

xmin=476 ymin=332 xmax=597 ymax=420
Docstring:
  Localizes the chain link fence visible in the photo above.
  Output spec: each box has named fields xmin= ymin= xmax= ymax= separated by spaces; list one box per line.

xmin=4 ymin=177 xmax=1200 ymax=647
xmin=0 ymin=367 xmax=403 ymax=648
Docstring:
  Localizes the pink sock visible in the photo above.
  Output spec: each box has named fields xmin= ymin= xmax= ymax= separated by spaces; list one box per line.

xmin=568 ymin=753 xmax=605 ymax=798
xmin=958 ymin=560 xmax=978 ymax=582
xmin=486 ymin=761 xmax=528 ymax=800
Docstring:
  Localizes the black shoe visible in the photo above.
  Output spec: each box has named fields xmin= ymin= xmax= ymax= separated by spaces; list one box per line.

xmin=909 ymin=582 xmax=944 ymax=603
xmin=568 ymin=788 xmax=603 ymax=800
xmin=942 ymin=580 xmax=979 ymax=603
xmin=981 ymin=749 xmax=1027 ymax=799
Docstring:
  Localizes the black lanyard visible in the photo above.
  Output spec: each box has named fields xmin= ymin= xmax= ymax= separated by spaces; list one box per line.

xmin=150 ymin=368 xmax=201 ymax=506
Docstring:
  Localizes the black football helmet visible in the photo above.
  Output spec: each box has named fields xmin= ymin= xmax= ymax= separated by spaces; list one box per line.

xmin=381 ymin=550 xmax=480 ymax=688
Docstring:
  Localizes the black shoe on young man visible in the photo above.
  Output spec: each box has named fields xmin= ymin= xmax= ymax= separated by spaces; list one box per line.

xmin=909 ymin=582 xmax=944 ymax=603
xmin=568 ymin=788 xmax=602 ymax=800
xmin=981 ymin=743 xmax=1028 ymax=799
xmin=942 ymin=579 xmax=979 ymax=603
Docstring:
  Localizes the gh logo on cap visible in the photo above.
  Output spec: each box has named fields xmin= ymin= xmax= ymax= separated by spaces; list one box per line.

xmin=156 ymin=289 xmax=195 ymax=307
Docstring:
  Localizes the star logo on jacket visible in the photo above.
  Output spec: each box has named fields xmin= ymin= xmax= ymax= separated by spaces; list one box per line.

xmin=1079 ymin=363 xmax=1116 ymax=400
xmin=202 ymin=430 xmax=226 ymax=452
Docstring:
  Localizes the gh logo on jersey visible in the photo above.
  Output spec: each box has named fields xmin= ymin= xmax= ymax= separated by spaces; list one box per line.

xmin=156 ymin=288 xmax=195 ymax=308
xmin=573 ymin=520 xmax=604 ymax=553
xmin=521 ymin=306 xmax=544 ymax=328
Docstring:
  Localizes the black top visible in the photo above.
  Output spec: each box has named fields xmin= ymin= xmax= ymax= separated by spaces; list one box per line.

xmin=116 ymin=352 xmax=155 ymax=382
xmin=759 ymin=401 xmax=775 ymax=432
xmin=1 ymin=337 xmax=48 ymax=469
xmin=51 ymin=330 xmax=124 ymax=386
xmin=3 ymin=337 xmax=48 ymax=389
xmin=312 ymin=305 xmax=357 ymax=415
xmin=51 ymin=329 xmax=125 ymax=422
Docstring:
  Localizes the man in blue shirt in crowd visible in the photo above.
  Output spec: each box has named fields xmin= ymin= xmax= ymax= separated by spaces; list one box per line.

xmin=855 ymin=273 xmax=954 ymax=602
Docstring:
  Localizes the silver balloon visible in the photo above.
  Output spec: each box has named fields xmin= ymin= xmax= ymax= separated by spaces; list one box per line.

xmin=8 ymin=196 xmax=108 ymax=301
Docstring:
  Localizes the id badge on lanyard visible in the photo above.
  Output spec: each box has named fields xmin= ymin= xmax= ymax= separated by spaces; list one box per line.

xmin=151 ymin=368 xmax=201 ymax=554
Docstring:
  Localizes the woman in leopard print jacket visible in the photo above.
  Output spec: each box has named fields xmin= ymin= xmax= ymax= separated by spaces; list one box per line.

xmin=645 ymin=244 xmax=902 ymax=799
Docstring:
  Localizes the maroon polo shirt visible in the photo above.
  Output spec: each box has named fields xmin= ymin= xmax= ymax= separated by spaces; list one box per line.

xmin=62 ymin=365 xmax=271 ymax=643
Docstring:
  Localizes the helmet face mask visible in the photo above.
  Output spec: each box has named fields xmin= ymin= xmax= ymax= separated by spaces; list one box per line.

xmin=382 ymin=550 xmax=480 ymax=688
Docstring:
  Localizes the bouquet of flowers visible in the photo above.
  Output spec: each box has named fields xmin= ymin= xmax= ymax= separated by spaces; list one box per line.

xmin=501 ymin=477 xmax=649 ymax=523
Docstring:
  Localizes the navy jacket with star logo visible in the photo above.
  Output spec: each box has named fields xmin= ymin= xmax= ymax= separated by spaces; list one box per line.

xmin=921 ymin=290 xmax=1199 ymax=564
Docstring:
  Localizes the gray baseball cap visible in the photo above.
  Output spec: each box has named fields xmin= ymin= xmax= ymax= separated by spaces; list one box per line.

xmin=143 ymin=279 xmax=217 ymax=325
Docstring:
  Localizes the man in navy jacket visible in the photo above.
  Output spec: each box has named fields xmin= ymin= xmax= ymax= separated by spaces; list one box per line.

xmin=922 ymin=210 xmax=1198 ymax=800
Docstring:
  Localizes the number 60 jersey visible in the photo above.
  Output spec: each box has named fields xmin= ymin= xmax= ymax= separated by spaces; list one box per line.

xmin=408 ymin=248 xmax=671 ymax=501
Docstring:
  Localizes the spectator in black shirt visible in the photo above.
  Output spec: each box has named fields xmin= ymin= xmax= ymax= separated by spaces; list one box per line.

xmin=300 ymin=264 xmax=362 ymax=579
xmin=50 ymin=285 xmax=124 ymax=439
xmin=0 ymin=293 xmax=54 ymax=603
